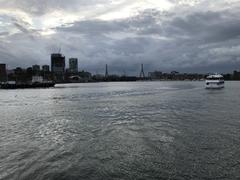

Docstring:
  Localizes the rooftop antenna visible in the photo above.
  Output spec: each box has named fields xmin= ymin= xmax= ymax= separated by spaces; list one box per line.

xmin=139 ymin=64 xmax=145 ymax=79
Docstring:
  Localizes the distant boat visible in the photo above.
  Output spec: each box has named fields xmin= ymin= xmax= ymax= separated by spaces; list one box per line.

xmin=205 ymin=74 xmax=224 ymax=89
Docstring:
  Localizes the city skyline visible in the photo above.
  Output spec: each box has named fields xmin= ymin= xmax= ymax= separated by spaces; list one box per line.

xmin=1 ymin=0 xmax=240 ymax=74
xmin=1 ymin=57 xmax=240 ymax=77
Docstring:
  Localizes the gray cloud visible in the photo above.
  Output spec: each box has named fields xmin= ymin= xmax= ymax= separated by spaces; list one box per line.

xmin=0 ymin=0 xmax=112 ymax=15
xmin=0 ymin=0 xmax=240 ymax=74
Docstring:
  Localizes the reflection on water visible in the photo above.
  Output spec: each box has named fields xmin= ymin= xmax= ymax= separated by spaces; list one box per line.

xmin=0 ymin=81 xmax=240 ymax=180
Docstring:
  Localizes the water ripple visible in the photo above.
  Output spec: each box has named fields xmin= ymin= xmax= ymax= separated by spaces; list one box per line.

xmin=0 ymin=82 xmax=240 ymax=179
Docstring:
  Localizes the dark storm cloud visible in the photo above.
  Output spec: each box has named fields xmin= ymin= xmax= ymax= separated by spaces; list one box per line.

xmin=1 ymin=0 xmax=240 ymax=73
xmin=165 ymin=11 xmax=240 ymax=42
xmin=52 ymin=8 xmax=240 ymax=73
xmin=57 ymin=9 xmax=160 ymax=36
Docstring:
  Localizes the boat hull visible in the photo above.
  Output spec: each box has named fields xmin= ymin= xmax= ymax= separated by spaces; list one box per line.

xmin=205 ymin=84 xmax=224 ymax=89
xmin=205 ymin=81 xmax=224 ymax=89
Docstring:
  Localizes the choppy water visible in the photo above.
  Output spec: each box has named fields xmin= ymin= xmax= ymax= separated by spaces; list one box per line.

xmin=0 ymin=81 xmax=240 ymax=180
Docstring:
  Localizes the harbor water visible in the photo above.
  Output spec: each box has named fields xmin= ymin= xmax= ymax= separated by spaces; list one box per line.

xmin=0 ymin=81 xmax=240 ymax=180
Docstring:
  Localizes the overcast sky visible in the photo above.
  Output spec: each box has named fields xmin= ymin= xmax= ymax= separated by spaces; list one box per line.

xmin=0 ymin=0 xmax=240 ymax=74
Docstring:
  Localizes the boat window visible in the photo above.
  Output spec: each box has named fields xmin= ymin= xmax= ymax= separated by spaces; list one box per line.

xmin=207 ymin=77 xmax=223 ymax=80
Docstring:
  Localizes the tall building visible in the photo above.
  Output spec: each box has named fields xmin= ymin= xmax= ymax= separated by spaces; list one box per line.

xmin=0 ymin=64 xmax=7 ymax=82
xmin=42 ymin=65 xmax=51 ymax=81
xmin=42 ymin=65 xmax=50 ymax=72
xmin=32 ymin=65 xmax=40 ymax=75
xmin=51 ymin=53 xmax=65 ymax=82
xmin=69 ymin=58 xmax=78 ymax=73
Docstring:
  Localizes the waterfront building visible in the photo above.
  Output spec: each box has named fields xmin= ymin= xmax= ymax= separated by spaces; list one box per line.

xmin=32 ymin=76 xmax=43 ymax=83
xmin=0 ymin=64 xmax=7 ymax=82
xmin=32 ymin=65 xmax=40 ymax=71
xmin=233 ymin=70 xmax=240 ymax=80
xmin=51 ymin=53 xmax=65 ymax=82
xmin=69 ymin=58 xmax=78 ymax=73
xmin=148 ymin=71 xmax=163 ymax=79
xmin=42 ymin=65 xmax=50 ymax=72
xmin=32 ymin=65 xmax=40 ymax=75
xmin=14 ymin=67 xmax=24 ymax=83
xmin=42 ymin=65 xmax=51 ymax=81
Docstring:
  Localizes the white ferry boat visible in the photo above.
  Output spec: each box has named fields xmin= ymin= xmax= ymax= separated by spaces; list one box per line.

xmin=205 ymin=74 xmax=224 ymax=89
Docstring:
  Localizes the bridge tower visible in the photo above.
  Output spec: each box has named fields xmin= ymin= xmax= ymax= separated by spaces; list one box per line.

xmin=139 ymin=64 xmax=145 ymax=79
xmin=105 ymin=64 xmax=109 ymax=78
